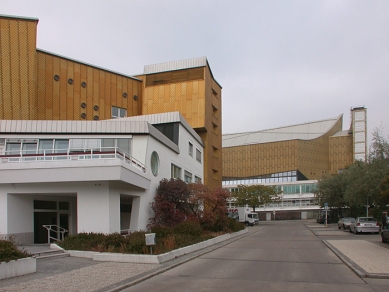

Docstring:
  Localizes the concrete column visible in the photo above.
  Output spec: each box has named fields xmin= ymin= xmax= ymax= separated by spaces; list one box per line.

xmin=77 ymin=182 xmax=120 ymax=234
xmin=0 ymin=191 xmax=7 ymax=237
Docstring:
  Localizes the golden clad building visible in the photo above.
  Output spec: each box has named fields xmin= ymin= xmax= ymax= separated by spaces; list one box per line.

xmin=0 ymin=14 xmax=222 ymax=189
xmin=222 ymin=106 xmax=366 ymax=185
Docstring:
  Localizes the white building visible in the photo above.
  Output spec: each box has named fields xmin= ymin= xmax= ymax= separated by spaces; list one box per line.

xmin=0 ymin=112 xmax=203 ymax=245
xmin=225 ymin=180 xmax=320 ymax=220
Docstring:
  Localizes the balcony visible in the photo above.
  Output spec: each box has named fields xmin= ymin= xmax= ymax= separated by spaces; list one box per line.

xmin=0 ymin=147 xmax=146 ymax=173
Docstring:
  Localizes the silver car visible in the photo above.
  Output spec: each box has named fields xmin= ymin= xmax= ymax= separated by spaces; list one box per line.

xmin=338 ymin=217 xmax=355 ymax=230
xmin=349 ymin=217 xmax=380 ymax=234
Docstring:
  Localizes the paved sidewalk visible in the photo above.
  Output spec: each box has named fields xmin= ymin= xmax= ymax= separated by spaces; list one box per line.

xmin=325 ymin=239 xmax=389 ymax=278
xmin=0 ymin=231 xmax=252 ymax=292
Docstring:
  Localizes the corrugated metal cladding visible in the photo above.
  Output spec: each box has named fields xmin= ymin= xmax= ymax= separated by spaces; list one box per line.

xmin=222 ymin=116 xmax=342 ymax=148
xmin=144 ymin=57 xmax=207 ymax=74
xmin=0 ymin=120 xmax=151 ymax=134
xmin=0 ymin=17 xmax=38 ymax=120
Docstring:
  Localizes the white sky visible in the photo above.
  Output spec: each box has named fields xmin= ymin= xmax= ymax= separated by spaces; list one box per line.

xmin=1 ymin=0 xmax=388 ymax=142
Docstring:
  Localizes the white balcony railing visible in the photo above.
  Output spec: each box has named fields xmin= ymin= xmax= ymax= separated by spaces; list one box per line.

xmin=0 ymin=147 xmax=146 ymax=173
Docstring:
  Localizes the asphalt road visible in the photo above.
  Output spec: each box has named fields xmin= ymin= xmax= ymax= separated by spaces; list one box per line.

xmin=122 ymin=221 xmax=389 ymax=292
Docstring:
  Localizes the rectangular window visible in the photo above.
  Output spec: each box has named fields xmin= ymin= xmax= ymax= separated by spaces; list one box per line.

xmin=111 ymin=106 xmax=127 ymax=119
xmin=171 ymin=163 xmax=181 ymax=179
xmin=189 ymin=142 xmax=193 ymax=157
xmin=184 ymin=170 xmax=192 ymax=183
xmin=196 ymin=148 xmax=201 ymax=163
xmin=194 ymin=176 xmax=202 ymax=183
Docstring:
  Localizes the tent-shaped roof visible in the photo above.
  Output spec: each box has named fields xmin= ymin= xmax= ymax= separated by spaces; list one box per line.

xmin=222 ymin=115 xmax=344 ymax=148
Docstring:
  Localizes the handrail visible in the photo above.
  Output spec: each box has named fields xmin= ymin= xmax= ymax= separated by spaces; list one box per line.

xmin=0 ymin=146 xmax=147 ymax=172
xmin=42 ymin=225 xmax=68 ymax=243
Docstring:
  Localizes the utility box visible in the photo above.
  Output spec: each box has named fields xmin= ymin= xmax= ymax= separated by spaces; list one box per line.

xmin=145 ymin=233 xmax=156 ymax=246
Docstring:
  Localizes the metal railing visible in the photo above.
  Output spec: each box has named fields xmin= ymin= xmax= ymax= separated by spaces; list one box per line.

xmin=0 ymin=147 xmax=146 ymax=172
xmin=42 ymin=225 xmax=68 ymax=243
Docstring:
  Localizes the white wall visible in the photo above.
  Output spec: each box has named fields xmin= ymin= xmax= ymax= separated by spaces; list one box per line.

xmin=77 ymin=182 xmax=109 ymax=233
xmin=0 ymin=192 xmax=7 ymax=236
xmin=7 ymin=194 xmax=33 ymax=234
xmin=128 ymin=123 xmax=205 ymax=231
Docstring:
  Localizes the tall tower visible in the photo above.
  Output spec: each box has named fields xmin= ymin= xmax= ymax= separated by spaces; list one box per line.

xmin=351 ymin=106 xmax=367 ymax=162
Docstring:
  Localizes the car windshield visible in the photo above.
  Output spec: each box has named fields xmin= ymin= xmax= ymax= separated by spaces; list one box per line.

xmin=359 ymin=217 xmax=376 ymax=222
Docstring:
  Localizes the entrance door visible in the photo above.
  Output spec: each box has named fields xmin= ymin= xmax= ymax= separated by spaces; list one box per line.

xmin=34 ymin=212 xmax=57 ymax=244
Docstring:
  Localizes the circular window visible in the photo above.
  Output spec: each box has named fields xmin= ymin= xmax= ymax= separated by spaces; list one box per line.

xmin=150 ymin=151 xmax=159 ymax=176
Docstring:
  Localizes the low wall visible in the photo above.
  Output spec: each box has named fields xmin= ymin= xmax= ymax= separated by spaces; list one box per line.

xmin=68 ymin=229 xmax=248 ymax=264
xmin=0 ymin=257 xmax=36 ymax=280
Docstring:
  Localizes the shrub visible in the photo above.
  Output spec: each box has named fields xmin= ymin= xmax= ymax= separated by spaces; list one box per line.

xmin=174 ymin=220 xmax=202 ymax=236
xmin=226 ymin=218 xmax=245 ymax=232
xmin=124 ymin=231 xmax=147 ymax=254
xmin=103 ymin=233 xmax=126 ymax=249
xmin=59 ymin=232 xmax=106 ymax=251
xmin=0 ymin=239 xmax=30 ymax=263
xmin=151 ymin=225 xmax=174 ymax=238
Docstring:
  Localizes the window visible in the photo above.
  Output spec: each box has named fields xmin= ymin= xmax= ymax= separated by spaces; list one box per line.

xmin=189 ymin=142 xmax=193 ymax=157
xmin=184 ymin=170 xmax=192 ymax=183
xmin=151 ymin=151 xmax=159 ymax=176
xmin=194 ymin=176 xmax=202 ymax=183
xmin=171 ymin=163 xmax=181 ymax=179
xmin=196 ymin=148 xmax=201 ymax=163
xmin=111 ymin=106 xmax=127 ymax=119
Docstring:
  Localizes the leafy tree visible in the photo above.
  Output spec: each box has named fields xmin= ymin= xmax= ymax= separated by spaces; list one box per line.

xmin=200 ymin=187 xmax=231 ymax=231
xmin=149 ymin=179 xmax=232 ymax=232
xmin=316 ymin=127 xmax=389 ymax=218
xmin=234 ymin=184 xmax=281 ymax=211
xmin=149 ymin=178 xmax=191 ymax=228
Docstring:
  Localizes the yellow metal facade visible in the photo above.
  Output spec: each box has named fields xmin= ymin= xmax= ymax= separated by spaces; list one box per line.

xmin=138 ymin=65 xmax=223 ymax=190
xmin=0 ymin=16 xmax=38 ymax=120
xmin=36 ymin=51 xmax=142 ymax=121
xmin=0 ymin=15 xmax=222 ymax=189
xmin=223 ymin=116 xmax=353 ymax=181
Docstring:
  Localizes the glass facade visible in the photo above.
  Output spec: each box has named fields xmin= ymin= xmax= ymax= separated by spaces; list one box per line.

xmin=222 ymin=170 xmax=304 ymax=186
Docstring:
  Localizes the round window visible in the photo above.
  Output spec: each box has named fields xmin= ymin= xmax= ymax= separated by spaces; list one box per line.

xmin=150 ymin=151 xmax=159 ymax=176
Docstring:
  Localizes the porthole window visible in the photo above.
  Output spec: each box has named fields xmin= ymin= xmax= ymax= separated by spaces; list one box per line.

xmin=150 ymin=151 xmax=159 ymax=176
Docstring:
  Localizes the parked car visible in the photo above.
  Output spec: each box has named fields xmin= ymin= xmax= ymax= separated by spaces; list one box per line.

xmin=317 ymin=211 xmax=330 ymax=224
xmin=349 ymin=217 xmax=380 ymax=234
xmin=381 ymin=230 xmax=389 ymax=243
xmin=338 ymin=217 xmax=355 ymax=230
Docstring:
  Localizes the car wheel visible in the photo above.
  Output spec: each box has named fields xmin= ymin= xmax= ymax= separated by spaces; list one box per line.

xmin=343 ymin=224 xmax=346 ymax=229
xmin=245 ymin=221 xmax=249 ymax=227
xmin=338 ymin=225 xmax=341 ymax=229
xmin=349 ymin=228 xmax=352 ymax=233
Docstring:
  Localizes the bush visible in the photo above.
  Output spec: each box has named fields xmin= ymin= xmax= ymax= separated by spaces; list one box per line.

xmin=151 ymin=225 xmax=174 ymax=238
xmin=59 ymin=232 xmax=106 ymax=251
xmin=226 ymin=218 xmax=245 ymax=232
xmin=124 ymin=231 xmax=146 ymax=254
xmin=174 ymin=220 xmax=202 ymax=236
xmin=0 ymin=239 xmax=30 ymax=263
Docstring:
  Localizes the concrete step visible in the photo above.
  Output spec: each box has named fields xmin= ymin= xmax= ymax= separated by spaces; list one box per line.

xmin=32 ymin=249 xmax=69 ymax=260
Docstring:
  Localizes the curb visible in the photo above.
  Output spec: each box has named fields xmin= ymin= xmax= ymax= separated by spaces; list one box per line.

xmin=323 ymin=240 xmax=389 ymax=279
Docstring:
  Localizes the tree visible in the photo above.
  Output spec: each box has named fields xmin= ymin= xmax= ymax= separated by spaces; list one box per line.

xmin=149 ymin=179 xmax=232 ymax=231
xmin=234 ymin=184 xmax=281 ymax=211
xmin=315 ymin=127 xmax=389 ymax=218
xmin=149 ymin=178 xmax=191 ymax=228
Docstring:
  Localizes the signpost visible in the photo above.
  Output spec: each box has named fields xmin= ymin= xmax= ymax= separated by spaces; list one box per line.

xmin=324 ymin=203 xmax=328 ymax=226
xmin=145 ymin=233 xmax=156 ymax=255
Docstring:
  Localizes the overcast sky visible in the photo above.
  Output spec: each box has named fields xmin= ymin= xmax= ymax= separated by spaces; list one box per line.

xmin=2 ymin=0 xmax=388 ymax=142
